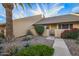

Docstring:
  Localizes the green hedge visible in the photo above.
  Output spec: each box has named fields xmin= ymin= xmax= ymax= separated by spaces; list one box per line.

xmin=16 ymin=45 xmax=54 ymax=56
xmin=61 ymin=28 xmax=79 ymax=39
xmin=34 ymin=25 xmax=44 ymax=36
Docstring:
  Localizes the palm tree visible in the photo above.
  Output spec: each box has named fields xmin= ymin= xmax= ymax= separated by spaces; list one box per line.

xmin=2 ymin=3 xmax=14 ymax=42
xmin=2 ymin=3 xmax=31 ymax=42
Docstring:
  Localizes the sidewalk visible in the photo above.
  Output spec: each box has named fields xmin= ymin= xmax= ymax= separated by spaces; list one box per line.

xmin=53 ymin=38 xmax=71 ymax=56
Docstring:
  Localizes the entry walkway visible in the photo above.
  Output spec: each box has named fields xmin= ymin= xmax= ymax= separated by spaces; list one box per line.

xmin=53 ymin=38 xmax=71 ymax=56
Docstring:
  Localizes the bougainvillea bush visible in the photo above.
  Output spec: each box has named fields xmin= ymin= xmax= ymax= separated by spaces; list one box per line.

xmin=61 ymin=28 xmax=79 ymax=39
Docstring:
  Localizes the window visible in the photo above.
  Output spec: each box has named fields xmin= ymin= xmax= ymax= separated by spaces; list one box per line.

xmin=58 ymin=24 xmax=73 ymax=29
xmin=62 ymin=24 xmax=68 ymax=29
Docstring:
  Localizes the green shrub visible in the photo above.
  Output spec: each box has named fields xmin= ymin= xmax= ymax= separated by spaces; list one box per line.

xmin=34 ymin=25 xmax=44 ymax=36
xmin=16 ymin=44 xmax=54 ymax=56
xmin=61 ymin=28 xmax=79 ymax=39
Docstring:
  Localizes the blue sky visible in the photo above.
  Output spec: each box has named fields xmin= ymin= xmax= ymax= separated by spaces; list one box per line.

xmin=0 ymin=3 xmax=79 ymax=23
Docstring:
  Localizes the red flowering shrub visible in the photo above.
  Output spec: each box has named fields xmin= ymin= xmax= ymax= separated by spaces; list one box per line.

xmin=61 ymin=30 xmax=69 ymax=39
xmin=61 ymin=28 xmax=79 ymax=39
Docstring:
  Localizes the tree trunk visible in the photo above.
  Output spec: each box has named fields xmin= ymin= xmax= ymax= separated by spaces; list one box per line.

xmin=2 ymin=3 xmax=14 ymax=42
xmin=6 ymin=8 xmax=14 ymax=42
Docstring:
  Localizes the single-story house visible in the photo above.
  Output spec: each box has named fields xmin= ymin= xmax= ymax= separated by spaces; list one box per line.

xmin=0 ymin=15 xmax=42 ymax=37
xmin=36 ymin=14 xmax=79 ymax=37
xmin=0 ymin=14 xmax=79 ymax=38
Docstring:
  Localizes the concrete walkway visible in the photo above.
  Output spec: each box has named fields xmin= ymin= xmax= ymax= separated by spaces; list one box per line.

xmin=53 ymin=38 xmax=71 ymax=56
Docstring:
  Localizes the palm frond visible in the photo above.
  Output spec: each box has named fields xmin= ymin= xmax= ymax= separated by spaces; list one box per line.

xmin=15 ymin=3 xmax=31 ymax=10
xmin=14 ymin=3 xmax=24 ymax=10
xmin=27 ymin=3 xmax=32 ymax=8
xmin=14 ymin=3 xmax=18 ymax=9
xmin=19 ymin=3 xmax=24 ymax=9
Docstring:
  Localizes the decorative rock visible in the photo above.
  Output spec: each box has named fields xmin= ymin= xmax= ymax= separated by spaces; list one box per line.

xmin=64 ymin=39 xmax=79 ymax=56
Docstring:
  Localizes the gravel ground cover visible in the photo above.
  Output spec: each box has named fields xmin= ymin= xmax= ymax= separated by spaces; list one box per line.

xmin=64 ymin=39 xmax=79 ymax=56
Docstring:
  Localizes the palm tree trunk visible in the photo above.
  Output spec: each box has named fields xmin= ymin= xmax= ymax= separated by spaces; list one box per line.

xmin=6 ymin=8 xmax=14 ymax=42
xmin=2 ymin=3 xmax=14 ymax=42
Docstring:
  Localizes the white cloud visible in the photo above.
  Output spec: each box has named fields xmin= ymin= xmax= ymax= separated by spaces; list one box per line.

xmin=72 ymin=6 xmax=79 ymax=13
xmin=45 ymin=3 xmax=64 ymax=17
xmin=13 ymin=13 xmax=19 ymax=19
xmin=41 ymin=4 xmax=48 ymax=16
xmin=0 ymin=14 xmax=5 ymax=17
xmin=30 ymin=9 xmax=42 ymax=15
xmin=13 ymin=3 xmax=64 ymax=19
xmin=19 ymin=10 xmax=25 ymax=17
xmin=13 ymin=12 xmax=24 ymax=19
xmin=13 ymin=4 xmax=25 ymax=19
xmin=29 ymin=3 xmax=64 ymax=18
xmin=29 ymin=4 xmax=43 ymax=16
xmin=13 ymin=8 xmax=25 ymax=19
xmin=45 ymin=5 xmax=64 ymax=17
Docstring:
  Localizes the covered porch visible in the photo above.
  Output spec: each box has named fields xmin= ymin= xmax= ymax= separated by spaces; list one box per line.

xmin=42 ymin=23 xmax=73 ymax=37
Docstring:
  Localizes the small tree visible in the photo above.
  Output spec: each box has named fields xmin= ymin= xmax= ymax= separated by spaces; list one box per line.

xmin=34 ymin=25 xmax=44 ymax=36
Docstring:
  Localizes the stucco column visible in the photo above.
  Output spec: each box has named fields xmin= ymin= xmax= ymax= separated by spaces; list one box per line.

xmin=44 ymin=26 xmax=47 ymax=36
xmin=43 ymin=26 xmax=50 ymax=36
xmin=57 ymin=24 xmax=59 ymax=29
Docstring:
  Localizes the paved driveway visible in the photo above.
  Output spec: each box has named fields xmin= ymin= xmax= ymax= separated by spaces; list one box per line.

xmin=53 ymin=38 xmax=71 ymax=56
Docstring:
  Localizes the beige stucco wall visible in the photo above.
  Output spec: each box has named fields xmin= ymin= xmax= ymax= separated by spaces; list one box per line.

xmin=73 ymin=23 xmax=79 ymax=29
xmin=30 ymin=26 xmax=49 ymax=37
xmin=30 ymin=26 xmax=38 ymax=36
xmin=43 ymin=26 xmax=49 ymax=36
xmin=55 ymin=29 xmax=68 ymax=37
xmin=13 ymin=15 xmax=42 ymax=37
xmin=43 ymin=28 xmax=66 ymax=37
xmin=7 ymin=21 xmax=79 ymax=38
